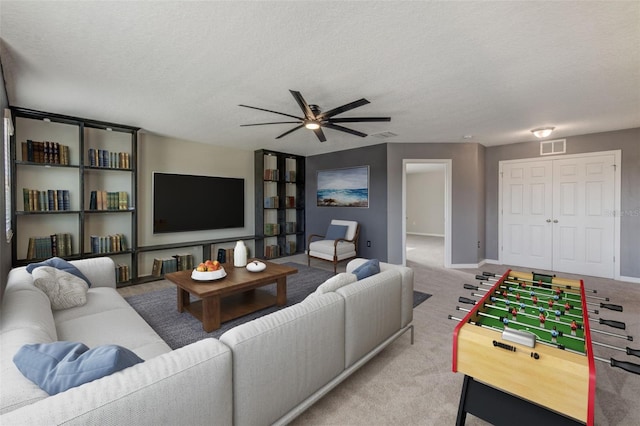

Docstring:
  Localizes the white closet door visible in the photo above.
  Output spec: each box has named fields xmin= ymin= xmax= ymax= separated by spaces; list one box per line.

xmin=552 ymin=155 xmax=616 ymax=278
xmin=502 ymin=161 xmax=553 ymax=270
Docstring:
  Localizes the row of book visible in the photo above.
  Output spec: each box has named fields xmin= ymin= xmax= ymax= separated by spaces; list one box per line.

xmin=89 ymin=190 xmax=129 ymax=210
xmin=26 ymin=233 xmax=73 ymax=259
xmin=151 ymin=254 xmax=195 ymax=276
xmin=285 ymin=241 xmax=297 ymax=255
xmin=263 ymin=168 xmax=279 ymax=181
xmin=264 ymin=223 xmax=280 ymax=236
xmin=22 ymin=188 xmax=70 ymax=212
xmin=115 ymin=264 xmax=130 ymax=284
xmin=87 ymin=149 xmax=131 ymax=169
xmin=284 ymin=170 xmax=296 ymax=182
xmin=21 ymin=140 xmax=71 ymax=165
xmin=285 ymin=196 xmax=296 ymax=208
xmin=264 ymin=244 xmax=281 ymax=259
xmin=90 ymin=233 xmax=128 ymax=254
xmin=264 ymin=196 xmax=279 ymax=208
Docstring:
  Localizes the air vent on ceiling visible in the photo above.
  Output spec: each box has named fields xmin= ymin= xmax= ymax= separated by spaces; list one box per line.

xmin=540 ymin=139 xmax=566 ymax=156
xmin=371 ymin=131 xmax=398 ymax=139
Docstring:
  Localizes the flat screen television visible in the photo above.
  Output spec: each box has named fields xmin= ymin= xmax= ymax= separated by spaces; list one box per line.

xmin=153 ymin=172 xmax=244 ymax=233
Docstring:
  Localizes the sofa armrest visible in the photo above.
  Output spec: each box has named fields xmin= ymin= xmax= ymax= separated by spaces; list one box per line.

xmin=0 ymin=339 xmax=233 ymax=426
xmin=347 ymin=258 xmax=414 ymax=327
xmin=71 ymin=257 xmax=117 ymax=289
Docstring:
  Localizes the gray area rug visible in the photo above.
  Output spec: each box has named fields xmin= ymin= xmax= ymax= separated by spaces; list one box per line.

xmin=126 ymin=262 xmax=431 ymax=349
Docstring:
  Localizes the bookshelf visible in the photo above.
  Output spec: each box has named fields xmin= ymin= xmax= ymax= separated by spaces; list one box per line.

xmin=254 ymin=149 xmax=305 ymax=259
xmin=10 ymin=107 xmax=138 ymax=286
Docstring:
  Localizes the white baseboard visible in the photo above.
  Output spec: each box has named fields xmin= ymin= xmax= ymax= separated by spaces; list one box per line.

xmin=483 ymin=259 xmax=501 ymax=265
xmin=619 ymin=275 xmax=640 ymax=284
xmin=406 ymin=232 xmax=445 ymax=238
xmin=450 ymin=262 xmax=484 ymax=269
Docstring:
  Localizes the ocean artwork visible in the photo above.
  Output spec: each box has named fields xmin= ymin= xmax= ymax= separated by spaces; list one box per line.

xmin=317 ymin=166 xmax=369 ymax=207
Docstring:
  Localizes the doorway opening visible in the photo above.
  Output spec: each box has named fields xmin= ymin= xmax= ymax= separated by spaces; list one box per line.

xmin=402 ymin=159 xmax=452 ymax=268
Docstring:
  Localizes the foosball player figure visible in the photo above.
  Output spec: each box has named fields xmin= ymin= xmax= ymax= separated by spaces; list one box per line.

xmin=555 ymin=310 xmax=561 ymax=321
xmin=511 ymin=307 xmax=518 ymax=319
xmin=520 ymin=302 xmax=526 ymax=312
xmin=564 ymin=302 xmax=572 ymax=313
xmin=539 ymin=312 xmax=546 ymax=328
xmin=516 ymin=293 xmax=521 ymax=302
xmin=571 ymin=320 xmax=578 ymax=336
xmin=555 ymin=288 xmax=562 ymax=297
xmin=532 ymin=295 xmax=538 ymax=306
xmin=548 ymin=298 xmax=554 ymax=309
xmin=551 ymin=326 xmax=559 ymax=344
xmin=502 ymin=290 xmax=508 ymax=299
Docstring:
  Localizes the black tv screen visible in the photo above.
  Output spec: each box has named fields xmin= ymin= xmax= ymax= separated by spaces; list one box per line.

xmin=153 ymin=172 xmax=244 ymax=233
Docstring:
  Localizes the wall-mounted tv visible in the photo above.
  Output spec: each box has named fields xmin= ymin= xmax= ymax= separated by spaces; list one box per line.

xmin=153 ymin=172 xmax=244 ymax=234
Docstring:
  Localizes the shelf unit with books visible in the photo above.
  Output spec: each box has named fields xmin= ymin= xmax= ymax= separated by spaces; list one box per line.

xmin=10 ymin=107 xmax=138 ymax=286
xmin=254 ymin=149 xmax=305 ymax=260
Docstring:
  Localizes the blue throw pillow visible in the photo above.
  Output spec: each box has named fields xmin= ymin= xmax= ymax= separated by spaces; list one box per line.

xmin=13 ymin=341 xmax=144 ymax=395
xmin=325 ymin=224 xmax=348 ymax=240
xmin=26 ymin=257 xmax=92 ymax=287
xmin=352 ymin=259 xmax=380 ymax=280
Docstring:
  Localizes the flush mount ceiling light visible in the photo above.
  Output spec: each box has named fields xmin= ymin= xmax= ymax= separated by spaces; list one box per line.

xmin=531 ymin=127 xmax=555 ymax=139
xmin=304 ymin=120 xmax=321 ymax=130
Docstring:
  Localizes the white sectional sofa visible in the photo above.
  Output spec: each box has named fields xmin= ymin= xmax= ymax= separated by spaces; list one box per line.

xmin=0 ymin=257 xmax=414 ymax=425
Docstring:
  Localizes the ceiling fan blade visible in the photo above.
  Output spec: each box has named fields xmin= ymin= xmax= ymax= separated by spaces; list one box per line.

xmin=239 ymin=104 xmax=303 ymax=120
xmin=323 ymin=123 xmax=368 ymax=138
xmin=275 ymin=124 xmax=305 ymax=139
xmin=329 ymin=117 xmax=391 ymax=123
xmin=313 ymin=127 xmax=327 ymax=142
xmin=289 ymin=90 xmax=315 ymax=119
xmin=317 ymin=98 xmax=370 ymax=120
xmin=240 ymin=121 xmax=301 ymax=126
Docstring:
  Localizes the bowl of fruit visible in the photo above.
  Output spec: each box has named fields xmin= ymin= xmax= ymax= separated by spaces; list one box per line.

xmin=191 ymin=259 xmax=226 ymax=281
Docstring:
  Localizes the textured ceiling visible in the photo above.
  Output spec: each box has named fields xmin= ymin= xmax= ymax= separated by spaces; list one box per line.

xmin=1 ymin=1 xmax=639 ymax=156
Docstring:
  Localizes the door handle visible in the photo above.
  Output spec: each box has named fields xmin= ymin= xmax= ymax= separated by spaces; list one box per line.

xmin=546 ymin=219 xmax=551 ymax=223
xmin=553 ymin=219 xmax=559 ymax=223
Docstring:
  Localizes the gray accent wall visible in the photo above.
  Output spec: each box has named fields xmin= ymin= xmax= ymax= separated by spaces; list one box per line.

xmin=305 ymin=144 xmax=388 ymax=261
xmin=387 ymin=143 xmax=486 ymax=265
xmin=484 ymin=128 xmax=640 ymax=279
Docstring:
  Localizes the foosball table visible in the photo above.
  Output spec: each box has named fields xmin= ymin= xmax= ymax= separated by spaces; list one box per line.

xmin=450 ymin=269 xmax=639 ymax=425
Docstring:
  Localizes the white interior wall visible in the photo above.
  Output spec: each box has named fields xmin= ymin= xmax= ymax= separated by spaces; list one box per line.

xmin=406 ymin=169 xmax=445 ymax=236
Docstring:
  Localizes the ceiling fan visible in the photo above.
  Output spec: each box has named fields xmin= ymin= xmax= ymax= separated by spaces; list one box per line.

xmin=239 ymin=90 xmax=391 ymax=142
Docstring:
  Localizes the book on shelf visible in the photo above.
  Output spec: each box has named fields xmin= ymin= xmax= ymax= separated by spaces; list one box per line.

xmin=26 ymin=233 xmax=73 ymax=260
xmin=22 ymin=188 xmax=71 ymax=212
xmin=285 ymin=221 xmax=296 ymax=234
xmin=285 ymin=170 xmax=296 ymax=182
xmin=285 ymin=196 xmax=296 ymax=208
xmin=88 ymin=148 xmax=131 ymax=169
xmin=285 ymin=241 xmax=297 ymax=255
xmin=151 ymin=258 xmax=162 ymax=277
xmin=265 ymin=244 xmax=280 ymax=259
xmin=263 ymin=168 xmax=279 ymax=181
xmin=89 ymin=233 xmax=127 ymax=254
xmin=115 ymin=264 xmax=130 ymax=283
xmin=22 ymin=140 xmax=69 ymax=164
xmin=161 ymin=258 xmax=178 ymax=274
xmin=173 ymin=253 xmax=194 ymax=271
xmin=89 ymin=190 xmax=129 ymax=210
xmin=264 ymin=223 xmax=280 ymax=236
xmin=264 ymin=196 xmax=279 ymax=209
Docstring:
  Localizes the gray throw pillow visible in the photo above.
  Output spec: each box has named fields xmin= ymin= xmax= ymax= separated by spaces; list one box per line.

xmin=325 ymin=224 xmax=348 ymax=240
xmin=32 ymin=266 xmax=89 ymax=310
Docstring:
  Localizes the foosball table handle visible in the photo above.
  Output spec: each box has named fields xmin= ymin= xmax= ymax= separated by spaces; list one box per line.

xmin=599 ymin=318 xmax=626 ymax=330
xmin=627 ymin=347 xmax=640 ymax=358
xmin=610 ymin=358 xmax=640 ymax=375
xmin=600 ymin=302 xmax=623 ymax=312
xmin=458 ymin=297 xmax=477 ymax=305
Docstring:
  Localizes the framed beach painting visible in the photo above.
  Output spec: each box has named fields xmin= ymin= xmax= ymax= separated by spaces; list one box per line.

xmin=316 ymin=166 xmax=369 ymax=207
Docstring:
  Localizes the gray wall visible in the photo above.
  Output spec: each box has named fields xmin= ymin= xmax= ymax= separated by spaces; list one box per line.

xmin=305 ymin=143 xmax=388 ymax=261
xmin=484 ymin=128 xmax=640 ymax=278
xmin=0 ymin=64 xmax=10 ymax=301
xmin=387 ymin=143 xmax=486 ymax=265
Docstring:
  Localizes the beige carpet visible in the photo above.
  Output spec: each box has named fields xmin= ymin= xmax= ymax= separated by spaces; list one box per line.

xmin=119 ymin=255 xmax=640 ymax=425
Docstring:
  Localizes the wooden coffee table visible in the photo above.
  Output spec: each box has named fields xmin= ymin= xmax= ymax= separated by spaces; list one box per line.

xmin=164 ymin=260 xmax=297 ymax=332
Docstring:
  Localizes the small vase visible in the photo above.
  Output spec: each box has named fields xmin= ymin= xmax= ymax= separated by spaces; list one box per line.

xmin=234 ymin=240 xmax=247 ymax=267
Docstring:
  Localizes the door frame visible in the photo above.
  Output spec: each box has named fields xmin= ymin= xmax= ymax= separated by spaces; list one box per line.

xmin=402 ymin=159 xmax=452 ymax=268
xmin=498 ymin=150 xmax=621 ymax=279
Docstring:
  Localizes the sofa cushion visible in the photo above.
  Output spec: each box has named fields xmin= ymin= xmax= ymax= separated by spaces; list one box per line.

xmin=352 ymin=258 xmax=380 ymax=280
xmin=314 ymin=272 xmax=358 ymax=295
xmin=26 ymin=257 xmax=92 ymax=287
xmin=13 ymin=341 xmax=143 ymax=396
xmin=32 ymin=267 xmax=89 ymax=310
xmin=325 ymin=224 xmax=348 ymax=240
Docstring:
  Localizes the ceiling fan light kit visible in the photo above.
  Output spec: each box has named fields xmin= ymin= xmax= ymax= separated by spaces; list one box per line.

xmin=531 ymin=126 xmax=555 ymax=139
xmin=240 ymin=90 xmax=391 ymax=142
